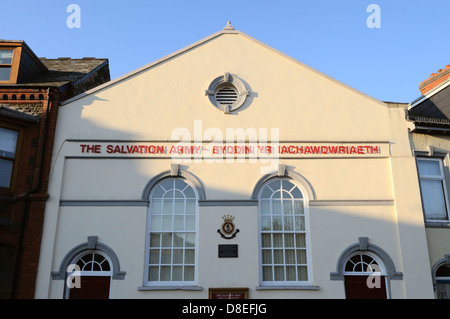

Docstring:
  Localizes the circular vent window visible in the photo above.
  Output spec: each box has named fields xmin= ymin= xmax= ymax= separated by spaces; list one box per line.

xmin=205 ymin=73 xmax=250 ymax=113
xmin=215 ymin=86 xmax=238 ymax=106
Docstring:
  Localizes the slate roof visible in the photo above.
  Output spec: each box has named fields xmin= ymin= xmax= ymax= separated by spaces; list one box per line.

xmin=21 ymin=57 xmax=109 ymax=87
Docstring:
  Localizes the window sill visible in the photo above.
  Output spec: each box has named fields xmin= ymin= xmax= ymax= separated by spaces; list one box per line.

xmin=256 ymin=285 xmax=320 ymax=290
xmin=138 ymin=285 xmax=203 ymax=291
xmin=425 ymin=222 xmax=450 ymax=228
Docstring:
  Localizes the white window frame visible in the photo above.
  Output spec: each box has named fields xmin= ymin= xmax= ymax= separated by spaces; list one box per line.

xmin=417 ymin=157 xmax=450 ymax=222
xmin=144 ymin=178 xmax=198 ymax=286
xmin=258 ymin=178 xmax=311 ymax=286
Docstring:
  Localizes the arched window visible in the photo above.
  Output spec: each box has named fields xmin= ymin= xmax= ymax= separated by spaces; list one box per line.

xmin=344 ymin=252 xmax=385 ymax=275
xmin=74 ymin=251 xmax=111 ymax=273
xmin=435 ymin=262 xmax=450 ymax=299
xmin=258 ymin=178 xmax=310 ymax=284
xmin=145 ymin=178 xmax=198 ymax=285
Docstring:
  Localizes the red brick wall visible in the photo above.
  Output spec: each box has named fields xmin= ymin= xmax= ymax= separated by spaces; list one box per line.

xmin=0 ymin=88 xmax=59 ymax=298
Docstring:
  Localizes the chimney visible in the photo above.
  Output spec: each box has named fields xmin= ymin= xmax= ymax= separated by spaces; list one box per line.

xmin=419 ymin=65 xmax=450 ymax=95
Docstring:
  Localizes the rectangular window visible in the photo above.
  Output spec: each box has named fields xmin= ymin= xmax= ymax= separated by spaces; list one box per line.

xmin=0 ymin=50 xmax=13 ymax=82
xmin=417 ymin=157 xmax=449 ymax=221
xmin=0 ymin=127 xmax=19 ymax=188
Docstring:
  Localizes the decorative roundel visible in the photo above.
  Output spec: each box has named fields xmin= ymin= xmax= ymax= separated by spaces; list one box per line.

xmin=205 ymin=73 xmax=250 ymax=113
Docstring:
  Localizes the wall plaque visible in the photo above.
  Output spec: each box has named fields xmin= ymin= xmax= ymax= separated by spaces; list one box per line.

xmin=218 ymin=244 xmax=238 ymax=258
xmin=209 ymin=288 xmax=249 ymax=299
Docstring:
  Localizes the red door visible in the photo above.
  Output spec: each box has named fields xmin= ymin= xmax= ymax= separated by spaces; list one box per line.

xmin=68 ymin=276 xmax=111 ymax=299
xmin=344 ymin=275 xmax=387 ymax=299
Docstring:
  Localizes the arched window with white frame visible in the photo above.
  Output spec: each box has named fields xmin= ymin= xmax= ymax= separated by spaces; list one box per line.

xmin=144 ymin=178 xmax=198 ymax=286
xmin=258 ymin=178 xmax=310 ymax=285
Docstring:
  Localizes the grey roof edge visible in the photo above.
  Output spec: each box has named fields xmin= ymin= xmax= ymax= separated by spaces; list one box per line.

xmin=409 ymin=77 xmax=450 ymax=110
xmin=60 ymin=26 xmax=386 ymax=107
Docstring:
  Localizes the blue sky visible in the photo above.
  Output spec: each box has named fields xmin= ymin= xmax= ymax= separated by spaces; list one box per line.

xmin=1 ymin=0 xmax=449 ymax=102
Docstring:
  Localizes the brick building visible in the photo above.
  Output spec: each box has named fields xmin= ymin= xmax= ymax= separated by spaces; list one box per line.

xmin=0 ymin=40 xmax=110 ymax=298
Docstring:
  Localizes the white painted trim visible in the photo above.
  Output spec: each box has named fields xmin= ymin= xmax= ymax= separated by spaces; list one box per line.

xmin=408 ymin=78 xmax=450 ymax=110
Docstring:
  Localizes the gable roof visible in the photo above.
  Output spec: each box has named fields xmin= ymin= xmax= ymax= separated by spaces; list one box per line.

xmin=60 ymin=23 xmax=386 ymax=107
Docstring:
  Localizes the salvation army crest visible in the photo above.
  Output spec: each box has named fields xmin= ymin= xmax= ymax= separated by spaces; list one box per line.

xmin=217 ymin=214 xmax=239 ymax=239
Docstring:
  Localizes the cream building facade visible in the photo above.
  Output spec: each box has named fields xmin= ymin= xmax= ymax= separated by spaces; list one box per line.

xmin=35 ymin=24 xmax=435 ymax=299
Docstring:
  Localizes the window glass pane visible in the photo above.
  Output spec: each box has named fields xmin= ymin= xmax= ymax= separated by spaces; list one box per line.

xmin=160 ymin=266 xmax=171 ymax=281
xmin=285 ymin=250 xmax=295 ymax=264
xmin=149 ymin=250 xmax=160 ymax=264
xmin=283 ymin=216 xmax=294 ymax=231
xmin=273 ymin=250 xmax=283 ymax=264
xmin=260 ymin=199 xmax=270 ymax=214
xmin=173 ymin=233 xmax=184 ymax=247
xmin=173 ymin=215 xmax=184 ymax=231
xmin=0 ymin=128 xmax=18 ymax=157
xmin=150 ymin=233 xmax=161 ymax=247
xmin=185 ymin=215 xmax=195 ymax=231
xmin=185 ymin=249 xmax=195 ymax=264
xmin=173 ymin=249 xmax=183 ymax=264
xmin=0 ymin=68 xmax=11 ymax=81
xmin=260 ymin=186 xmax=272 ymax=198
xmin=283 ymin=200 xmax=293 ymax=215
xmin=186 ymin=199 xmax=196 ymax=214
xmin=421 ymin=179 xmax=448 ymax=220
xmin=152 ymin=185 xmax=165 ymax=198
xmin=298 ymin=266 xmax=308 ymax=281
xmin=151 ymin=199 xmax=162 ymax=214
xmin=161 ymin=233 xmax=172 ymax=247
xmin=148 ymin=266 xmax=159 ymax=281
xmin=174 ymin=199 xmax=184 ymax=214
xmin=262 ymin=250 xmax=272 ymax=264
xmin=286 ymin=266 xmax=296 ymax=281
xmin=160 ymin=249 xmax=171 ymax=264
xmin=274 ymin=266 xmax=284 ymax=281
xmin=262 ymin=266 xmax=273 ymax=281
xmin=0 ymin=50 xmax=13 ymax=64
xmin=295 ymin=216 xmax=305 ymax=231
xmin=272 ymin=233 xmax=283 ymax=247
xmin=418 ymin=159 xmax=442 ymax=176
xmin=272 ymin=216 xmax=282 ymax=230
xmin=184 ymin=186 xmax=195 ymax=199
xmin=162 ymin=201 xmax=173 ymax=215
xmin=172 ymin=266 xmax=182 ymax=281
xmin=185 ymin=233 xmax=195 ymax=247
xmin=294 ymin=201 xmax=304 ymax=215
xmin=0 ymin=159 xmax=13 ymax=188
xmin=284 ymin=233 xmax=295 ymax=247
xmin=261 ymin=216 xmax=271 ymax=231
xmin=150 ymin=215 xmax=161 ymax=231
xmin=162 ymin=216 xmax=172 ymax=230
xmin=295 ymin=233 xmax=306 ymax=247
xmin=184 ymin=266 xmax=194 ymax=281
xmin=261 ymin=234 xmax=271 ymax=248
